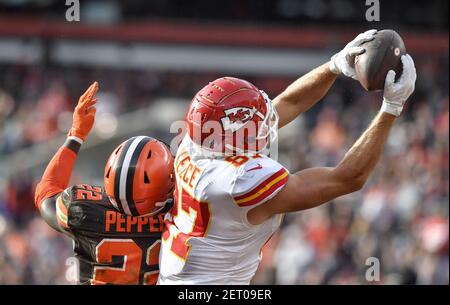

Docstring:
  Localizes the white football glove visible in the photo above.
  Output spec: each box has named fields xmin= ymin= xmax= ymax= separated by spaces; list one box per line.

xmin=381 ymin=54 xmax=417 ymax=117
xmin=329 ymin=29 xmax=377 ymax=79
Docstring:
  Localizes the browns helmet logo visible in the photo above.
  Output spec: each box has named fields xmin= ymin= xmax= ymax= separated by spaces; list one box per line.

xmin=220 ymin=107 xmax=264 ymax=133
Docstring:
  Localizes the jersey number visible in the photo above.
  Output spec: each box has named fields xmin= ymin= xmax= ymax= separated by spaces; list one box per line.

xmin=92 ymin=239 xmax=160 ymax=285
xmin=76 ymin=184 xmax=102 ymax=201
xmin=165 ymin=185 xmax=211 ymax=261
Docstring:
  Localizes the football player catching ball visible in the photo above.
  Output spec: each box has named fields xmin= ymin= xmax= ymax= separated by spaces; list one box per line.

xmin=158 ymin=30 xmax=417 ymax=284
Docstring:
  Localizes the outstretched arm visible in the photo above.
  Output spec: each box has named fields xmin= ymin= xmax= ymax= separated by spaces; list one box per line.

xmin=249 ymin=55 xmax=416 ymax=225
xmin=273 ymin=30 xmax=377 ymax=128
xmin=273 ymin=62 xmax=337 ymax=128
xmin=34 ymin=82 xmax=99 ymax=231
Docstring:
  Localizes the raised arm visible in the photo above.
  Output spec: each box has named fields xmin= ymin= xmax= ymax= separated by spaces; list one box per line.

xmin=273 ymin=29 xmax=377 ymax=128
xmin=249 ymin=55 xmax=416 ymax=225
xmin=34 ymin=82 xmax=98 ymax=232
xmin=273 ymin=63 xmax=337 ymax=128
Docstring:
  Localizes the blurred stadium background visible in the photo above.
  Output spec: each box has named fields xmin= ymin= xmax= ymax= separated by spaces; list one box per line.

xmin=0 ymin=0 xmax=448 ymax=284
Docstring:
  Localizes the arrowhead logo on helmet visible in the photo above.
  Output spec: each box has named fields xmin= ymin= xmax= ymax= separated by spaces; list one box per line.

xmin=221 ymin=107 xmax=265 ymax=133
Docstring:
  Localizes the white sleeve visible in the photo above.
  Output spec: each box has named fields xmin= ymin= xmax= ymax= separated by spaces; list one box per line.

xmin=231 ymin=156 xmax=289 ymax=207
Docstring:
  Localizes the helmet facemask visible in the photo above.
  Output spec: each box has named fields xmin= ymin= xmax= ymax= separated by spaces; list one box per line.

xmin=255 ymin=90 xmax=279 ymax=146
xmin=223 ymin=91 xmax=279 ymax=156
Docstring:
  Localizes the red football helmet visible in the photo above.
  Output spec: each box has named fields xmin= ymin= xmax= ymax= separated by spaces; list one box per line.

xmin=104 ymin=136 xmax=175 ymax=216
xmin=186 ymin=77 xmax=278 ymax=156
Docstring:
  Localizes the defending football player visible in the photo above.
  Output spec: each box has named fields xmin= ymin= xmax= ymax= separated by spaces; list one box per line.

xmin=34 ymin=82 xmax=175 ymax=284
xmin=158 ymin=30 xmax=417 ymax=284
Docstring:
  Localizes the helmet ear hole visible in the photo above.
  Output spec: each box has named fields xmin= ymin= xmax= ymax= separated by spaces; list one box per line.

xmin=147 ymin=150 xmax=152 ymax=159
xmin=144 ymin=171 xmax=150 ymax=184
xmin=105 ymin=167 xmax=111 ymax=178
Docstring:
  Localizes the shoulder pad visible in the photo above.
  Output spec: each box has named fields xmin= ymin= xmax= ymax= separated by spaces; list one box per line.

xmin=230 ymin=156 xmax=289 ymax=207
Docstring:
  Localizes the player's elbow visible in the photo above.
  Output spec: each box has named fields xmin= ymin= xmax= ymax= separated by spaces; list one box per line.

xmin=335 ymin=167 xmax=367 ymax=193
xmin=347 ymin=176 xmax=366 ymax=192
xmin=34 ymin=180 xmax=55 ymax=210
xmin=34 ymin=182 xmax=44 ymax=209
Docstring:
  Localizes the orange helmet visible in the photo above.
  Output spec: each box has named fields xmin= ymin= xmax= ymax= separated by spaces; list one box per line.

xmin=104 ymin=136 xmax=175 ymax=216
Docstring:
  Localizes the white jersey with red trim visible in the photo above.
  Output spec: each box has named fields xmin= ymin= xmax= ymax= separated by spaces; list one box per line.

xmin=158 ymin=136 xmax=288 ymax=285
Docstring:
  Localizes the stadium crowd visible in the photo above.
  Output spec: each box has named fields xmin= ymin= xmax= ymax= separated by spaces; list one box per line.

xmin=0 ymin=52 xmax=448 ymax=284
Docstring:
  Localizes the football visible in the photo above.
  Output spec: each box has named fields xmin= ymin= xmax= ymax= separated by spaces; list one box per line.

xmin=355 ymin=29 xmax=406 ymax=91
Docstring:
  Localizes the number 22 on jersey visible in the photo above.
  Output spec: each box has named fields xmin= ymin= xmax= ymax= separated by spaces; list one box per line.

xmin=92 ymin=239 xmax=160 ymax=285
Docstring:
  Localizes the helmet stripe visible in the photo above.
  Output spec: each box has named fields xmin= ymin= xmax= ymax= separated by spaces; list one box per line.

xmin=125 ymin=137 xmax=151 ymax=216
xmin=118 ymin=136 xmax=147 ymax=215
xmin=113 ymin=137 xmax=135 ymax=214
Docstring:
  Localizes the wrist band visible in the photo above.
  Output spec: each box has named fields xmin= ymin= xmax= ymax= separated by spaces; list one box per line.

xmin=329 ymin=54 xmax=340 ymax=75
xmin=381 ymin=101 xmax=402 ymax=117
xmin=67 ymin=136 xmax=84 ymax=145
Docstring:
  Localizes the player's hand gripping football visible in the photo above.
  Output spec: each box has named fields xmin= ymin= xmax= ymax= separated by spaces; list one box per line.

xmin=68 ymin=81 xmax=99 ymax=143
xmin=329 ymin=29 xmax=377 ymax=79
xmin=381 ymin=54 xmax=417 ymax=117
